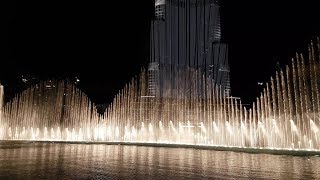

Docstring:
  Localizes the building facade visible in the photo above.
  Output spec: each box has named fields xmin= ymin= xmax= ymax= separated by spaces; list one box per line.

xmin=149 ymin=0 xmax=230 ymax=97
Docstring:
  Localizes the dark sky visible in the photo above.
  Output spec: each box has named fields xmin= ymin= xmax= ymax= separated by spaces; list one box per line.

xmin=3 ymin=0 xmax=320 ymax=105
xmin=223 ymin=1 xmax=320 ymax=105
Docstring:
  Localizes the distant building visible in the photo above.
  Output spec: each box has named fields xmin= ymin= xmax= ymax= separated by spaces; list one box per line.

xmin=149 ymin=0 xmax=230 ymax=97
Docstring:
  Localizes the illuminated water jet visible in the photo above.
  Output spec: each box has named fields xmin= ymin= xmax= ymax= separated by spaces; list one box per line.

xmin=0 ymin=80 xmax=100 ymax=141
xmin=0 ymin=39 xmax=319 ymax=152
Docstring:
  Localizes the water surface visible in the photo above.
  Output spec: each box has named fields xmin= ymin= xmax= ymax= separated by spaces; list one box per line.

xmin=0 ymin=142 xmax=319 ymax=179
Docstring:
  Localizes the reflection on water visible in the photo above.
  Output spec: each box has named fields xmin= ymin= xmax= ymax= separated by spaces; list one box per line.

xmin=0 ymin=142 xmax=320 ymax=179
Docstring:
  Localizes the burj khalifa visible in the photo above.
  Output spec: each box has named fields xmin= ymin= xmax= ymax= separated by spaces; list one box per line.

xmin=148 ymin=0 xmax=230 ymax=97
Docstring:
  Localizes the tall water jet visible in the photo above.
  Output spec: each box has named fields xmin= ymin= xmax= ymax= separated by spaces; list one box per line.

xmin=252 ymin=39 xmax=320 ymax=149
xmin=0 ymin=80 xmax=100 ymax=141
xmin=0 ymin=38 xmax=319 ymax=152
xmin=101 ymin=38 xmax=320 ymax=150
xmin=0 ymin=83 xmax=4 ymax=139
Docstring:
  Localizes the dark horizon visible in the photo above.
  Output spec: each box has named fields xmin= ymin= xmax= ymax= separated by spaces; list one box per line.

xmin=3 ymin=0 xmax=320 ymax=106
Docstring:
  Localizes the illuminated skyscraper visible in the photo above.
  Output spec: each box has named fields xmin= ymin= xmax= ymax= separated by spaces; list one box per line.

xmin=148 ymin=0 xmax=230 ymax=97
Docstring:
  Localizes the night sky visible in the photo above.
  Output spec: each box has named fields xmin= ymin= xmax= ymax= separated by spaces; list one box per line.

xmin=3 ymin=0 xmax=320 ymax=106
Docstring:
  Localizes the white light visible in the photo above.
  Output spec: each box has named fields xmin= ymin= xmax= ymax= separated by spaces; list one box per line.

xmin=155 ymin=0 xmax=165 ymax=6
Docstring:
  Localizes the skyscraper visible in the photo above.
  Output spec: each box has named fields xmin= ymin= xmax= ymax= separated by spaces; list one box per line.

xmin=149 ymin=0 xmax=230 ymax=97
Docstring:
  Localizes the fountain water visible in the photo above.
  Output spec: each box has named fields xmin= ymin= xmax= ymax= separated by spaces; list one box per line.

xmin=0 ymin=39 xmax=319 ymax=152
xmin=0 ymin=80 xmax=100 ymax=141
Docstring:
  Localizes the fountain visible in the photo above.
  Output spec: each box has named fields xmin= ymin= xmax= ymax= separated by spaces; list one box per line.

xmin=0 ymin=39 xmax=319 ymax=153
xmin=0 ymin=80 xmax=100 ymax=141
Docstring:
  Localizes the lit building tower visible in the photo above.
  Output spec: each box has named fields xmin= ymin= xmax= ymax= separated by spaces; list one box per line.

xmin=149 ymin=0 xmax=230 ymax=97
